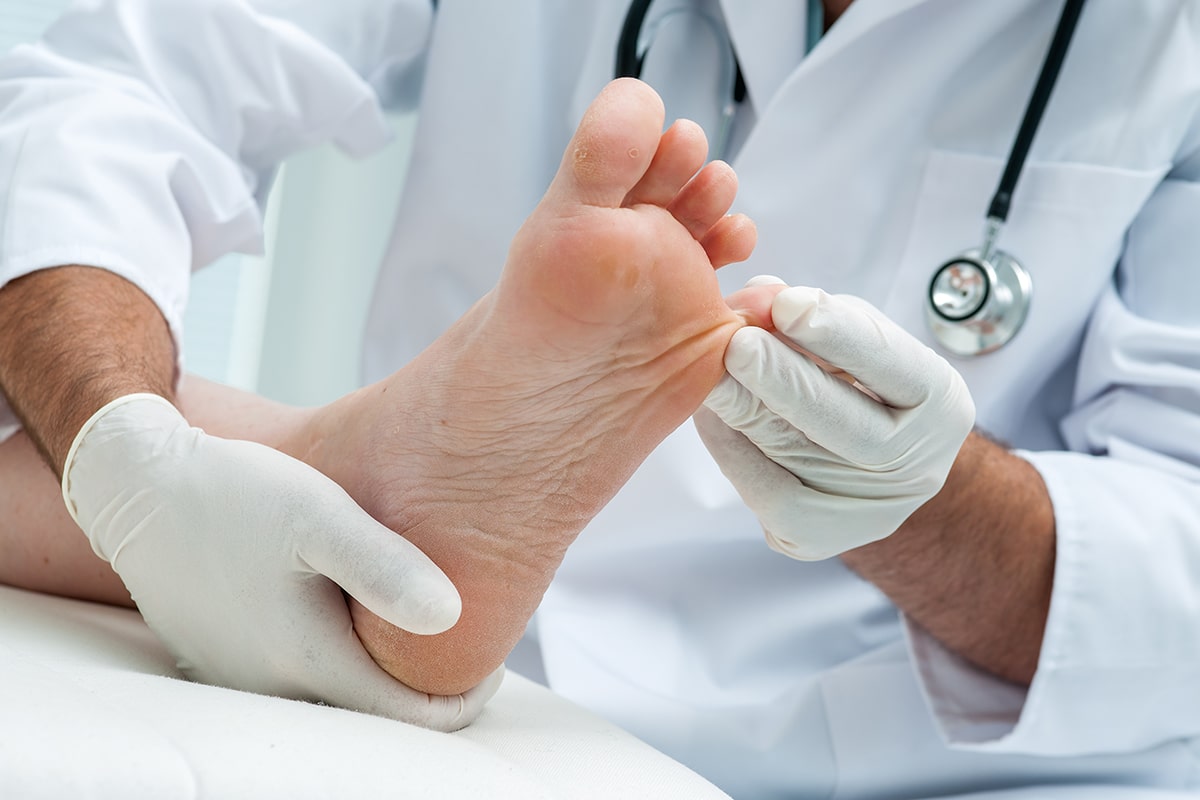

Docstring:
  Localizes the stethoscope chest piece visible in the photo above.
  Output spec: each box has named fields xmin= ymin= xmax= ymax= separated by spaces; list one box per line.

xmin=926 ymin=248 xmax=1032 ymax=356
xmin=919 ymin=0 xmax=1085 ymax=356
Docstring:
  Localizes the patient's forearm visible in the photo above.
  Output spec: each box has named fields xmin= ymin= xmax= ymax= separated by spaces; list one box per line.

xmin=0 ymin=374 xmax=311 ymax=605
xmin=0 ymin=429 xmax=132 ymax=605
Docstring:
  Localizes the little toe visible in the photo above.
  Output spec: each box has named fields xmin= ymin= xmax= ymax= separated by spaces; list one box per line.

xmin=623 ymin=119 xmax=708 ymax=208
xmin=546 ymin=78 xmax=667 ymax=209
xmin=667 ymin=160 xmax=739 ymax=242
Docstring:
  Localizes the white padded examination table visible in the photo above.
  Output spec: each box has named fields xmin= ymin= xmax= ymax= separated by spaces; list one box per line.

xmin=0 ymin=585 xmax=730 ymax=799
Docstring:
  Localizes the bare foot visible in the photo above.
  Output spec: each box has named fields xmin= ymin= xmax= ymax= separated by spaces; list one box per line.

xmin=293 ymin=79 xmax=758 ymax=695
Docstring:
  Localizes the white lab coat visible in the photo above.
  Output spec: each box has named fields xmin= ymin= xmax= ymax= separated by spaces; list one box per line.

xmin=1 ymin=1 xmax=1199 ymax=798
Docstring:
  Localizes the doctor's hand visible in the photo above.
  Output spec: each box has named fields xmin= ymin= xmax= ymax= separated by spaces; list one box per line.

xmin=62 ymin=393 xmax=500 ymax=731
xmin=695 ymin=279 xmax=975 ymax=560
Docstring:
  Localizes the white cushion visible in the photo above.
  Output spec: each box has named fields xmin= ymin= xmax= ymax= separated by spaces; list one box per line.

xmin=0 ymin=584 xmax=730 ymax=799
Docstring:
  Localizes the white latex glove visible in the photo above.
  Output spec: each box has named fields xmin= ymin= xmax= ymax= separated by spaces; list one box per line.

xmin=62 ymin=393 xmax=501 ymax=730
xmin=695 ymin=281 xmax=975 ymax=560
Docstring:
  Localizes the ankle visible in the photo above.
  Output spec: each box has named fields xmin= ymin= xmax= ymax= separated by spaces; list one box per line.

xmin=278 ymin=386 xmax=371 ymax=491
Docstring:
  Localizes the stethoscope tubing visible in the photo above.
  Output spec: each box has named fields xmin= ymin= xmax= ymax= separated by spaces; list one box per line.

xmin=612 ymin=0 xmax=1088 ymax=356
xmin=987 ymin=0 xmax=1087 ymax=228
xmin=615 ymin=0 xmax=747 ymax=105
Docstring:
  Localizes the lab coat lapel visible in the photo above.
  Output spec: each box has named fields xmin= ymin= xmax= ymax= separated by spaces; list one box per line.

xmin=809 ymin=0 xmax=944 ymax=60
xmin=720 ymin=0 xmax=942 ymax=110
xmin=717 ymin=0 xmax=805 ymax=112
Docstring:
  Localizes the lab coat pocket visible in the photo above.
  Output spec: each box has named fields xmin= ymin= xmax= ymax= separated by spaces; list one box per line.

xmin=880 ymin=150 xmax=1167 ymax=439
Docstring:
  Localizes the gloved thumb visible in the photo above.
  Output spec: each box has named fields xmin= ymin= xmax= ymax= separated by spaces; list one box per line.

xmin=295 ymin=482 xmax=463 ymax=636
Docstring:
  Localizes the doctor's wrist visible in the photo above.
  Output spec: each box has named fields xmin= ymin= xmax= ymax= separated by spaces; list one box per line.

xmin=841 ymin=431 xmax=1055 ymax=685
xmin=0 ymin=265 xmax=177 ymax=476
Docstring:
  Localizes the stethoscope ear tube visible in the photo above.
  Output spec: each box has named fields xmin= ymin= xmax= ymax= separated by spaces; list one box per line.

xmin=615 ymin=0 xmax=748 ymax=104
xmin=615 ymin=0 xmax=655 ymax=79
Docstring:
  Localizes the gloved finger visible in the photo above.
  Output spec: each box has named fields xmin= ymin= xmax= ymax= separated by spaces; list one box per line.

xmin=706 ymin=374 xmax=879 ymax=478
xmin=745 ymin=274 xmax=787 ymax=288
xmin=329 ymin=653 xmax=504 ymax=733
xmin=292 ymin=584 xmax=503 ymax=731
xmin=294 ymin=478 xmax=463 ymax=636
xmin=721 ymin=327 xmax=906 ymax=464
xmin=694 ymin=408 xmax=868 ymax=560
xmin=703 ymin=372 xmax=814 ymax=449
xmin=724 ymin=274 xmax=786 ymax=330
xmin=771 ymin=286 xmax=953 ymax=409
xmin=725 ymin=278 xmax=857 ymax=381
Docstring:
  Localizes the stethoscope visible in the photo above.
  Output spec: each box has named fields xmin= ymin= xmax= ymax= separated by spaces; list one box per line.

xmin=616 ymin=0 xmax=1088 ymax=357
xmin=615 ymin=0 xmax=746 ymax=161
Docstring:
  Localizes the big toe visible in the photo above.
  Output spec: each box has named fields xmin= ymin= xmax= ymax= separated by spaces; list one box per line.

xmin=548 ymin=78 xmax=666 ymax=208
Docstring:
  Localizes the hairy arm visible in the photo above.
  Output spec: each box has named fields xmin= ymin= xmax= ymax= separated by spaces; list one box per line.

xmin=0 ymin=266 xmax=176 ymax=474
xmin=841 ymin=430 xmax=1056 ymax=686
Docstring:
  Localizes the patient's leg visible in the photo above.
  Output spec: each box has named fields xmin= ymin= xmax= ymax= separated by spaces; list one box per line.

xmin=1 ymin=79 xmax=761 ymax=699
xmin=0 ymin=376 xmax=312 ymax=606
xmin=0 ymin=429 xmax=130 ymax=605
xmin=292 ymin=79 xmax=758 ymax=695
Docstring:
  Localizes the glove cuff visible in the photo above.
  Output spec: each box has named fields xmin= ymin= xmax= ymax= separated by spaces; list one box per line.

xmin=61 ymin=392 xmax=180 ymax=526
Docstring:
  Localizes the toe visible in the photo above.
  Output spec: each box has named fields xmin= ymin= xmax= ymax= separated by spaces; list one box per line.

xmin=701 ymin=213 xmax=757 ymax=268
xmin=623 ymin=119 xmax=708 ymax=208
xmin=546 ymin=78 xmax=666 ymax=209
xmin=667 ymin=160 xmax=739 ymax=241
xmin=725 ymin=274 xmax=783 ymax=328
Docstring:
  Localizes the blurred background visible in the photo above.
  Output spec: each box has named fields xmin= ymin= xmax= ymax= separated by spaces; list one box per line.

xmin=0 ymin=0 xmax=416 ymax=407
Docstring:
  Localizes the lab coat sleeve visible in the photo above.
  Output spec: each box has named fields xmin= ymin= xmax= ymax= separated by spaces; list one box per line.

xmin=0 ymin=0 xmax=434 ymax=441
xmin=905 ymin=158 xmax=1200 ymax=756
